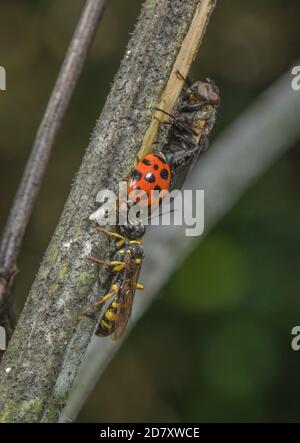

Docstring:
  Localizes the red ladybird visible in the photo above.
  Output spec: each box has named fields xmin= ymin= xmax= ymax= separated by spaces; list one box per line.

xmin=128 ymin=154 xmax=171 ymax=208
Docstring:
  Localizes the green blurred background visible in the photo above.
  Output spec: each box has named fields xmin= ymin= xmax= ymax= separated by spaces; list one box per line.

xmin=1 ymin=0 xmax=300 ymax=422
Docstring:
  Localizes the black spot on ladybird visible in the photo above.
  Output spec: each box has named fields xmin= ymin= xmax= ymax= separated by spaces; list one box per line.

xmin=154 ymin=154 xmax=166 ymax=163
xmin=153 ymin=164 xmax=159 ymax=170
xmin=160 ymin=169 xmax=169 ymax=180
xmin=131 ymin=169 xmax=142 ymax=181
xmin=142 ymin=158 xmax=152 ymax=166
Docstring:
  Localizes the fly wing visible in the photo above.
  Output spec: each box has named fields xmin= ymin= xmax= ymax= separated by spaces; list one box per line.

xmin=170 ymin=146 xmax=200 ymax=191
xmin=112 ymin=259 xmax=142 ymax=341
xmin=177 ymin=135 xmax=209 ymax=188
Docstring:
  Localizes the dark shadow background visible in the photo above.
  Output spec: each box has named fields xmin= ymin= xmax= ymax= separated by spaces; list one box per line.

xmin=0 ymin=0 xmax=300 ymax=422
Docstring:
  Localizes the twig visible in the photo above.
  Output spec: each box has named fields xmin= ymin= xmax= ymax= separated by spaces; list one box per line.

xmin=61 ymin=67 xmax=300 ymax=422
xmin=0 ymin=0 xmax=217 ymax=423
xmin=0 ymin=0 xmax=108 ymax=339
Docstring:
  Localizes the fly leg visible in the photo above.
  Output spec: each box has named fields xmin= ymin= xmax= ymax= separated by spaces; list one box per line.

xmin=176 ymin=70 xmax=192 ymax=87
xmin=155 ymin=107 xmax=196 ymax=137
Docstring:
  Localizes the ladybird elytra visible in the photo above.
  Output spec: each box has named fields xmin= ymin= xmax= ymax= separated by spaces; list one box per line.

xmin=128 ymin=153 xmax=171 ymax=208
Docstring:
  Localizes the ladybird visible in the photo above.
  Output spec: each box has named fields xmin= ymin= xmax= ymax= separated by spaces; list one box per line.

xmin=128 ymin=154 xmax=171 ymax=208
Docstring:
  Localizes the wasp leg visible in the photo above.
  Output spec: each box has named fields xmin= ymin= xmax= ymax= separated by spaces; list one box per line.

xmin=85 ymin=255 xmax=123 ymax=267
xmin=78 ymin=284 xmax=119 ymax=320
xmin=91 ymin=224 xmax=124 ymax=240
xmin=85 ymin=255 xmax=110 ymax=266
xmin=86 ymin=256 xmax=126 ymax=273
xmin=96 ymin=284 xmax=119 ymax=305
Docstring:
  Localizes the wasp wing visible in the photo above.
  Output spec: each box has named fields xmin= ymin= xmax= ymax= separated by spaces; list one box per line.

xmin=112 ymin=257 xmax=142 ymax=340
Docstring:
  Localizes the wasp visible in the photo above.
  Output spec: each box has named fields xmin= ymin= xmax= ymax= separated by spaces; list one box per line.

xmin=86 ymin=223 xmax=144 ymax=340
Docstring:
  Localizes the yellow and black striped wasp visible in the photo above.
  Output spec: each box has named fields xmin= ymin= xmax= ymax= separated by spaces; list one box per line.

xmin=86 ymin=223 xmax=144 ymax=340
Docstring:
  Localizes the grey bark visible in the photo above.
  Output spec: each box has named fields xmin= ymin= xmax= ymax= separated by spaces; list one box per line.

xmin=0 ymin=0 xmax=215 ymax=423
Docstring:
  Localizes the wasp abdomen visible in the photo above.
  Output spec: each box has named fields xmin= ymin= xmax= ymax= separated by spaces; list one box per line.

xmin=95 ymin=300 xmax=120 ymax=337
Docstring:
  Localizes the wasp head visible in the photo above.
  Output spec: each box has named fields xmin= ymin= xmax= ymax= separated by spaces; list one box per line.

xmin=119 ymin=222 xmax=145 ymax=240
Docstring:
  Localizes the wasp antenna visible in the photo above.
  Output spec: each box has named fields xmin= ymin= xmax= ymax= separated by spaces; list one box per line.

xmin=91 ymin=224 xmax=125 ymax=241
